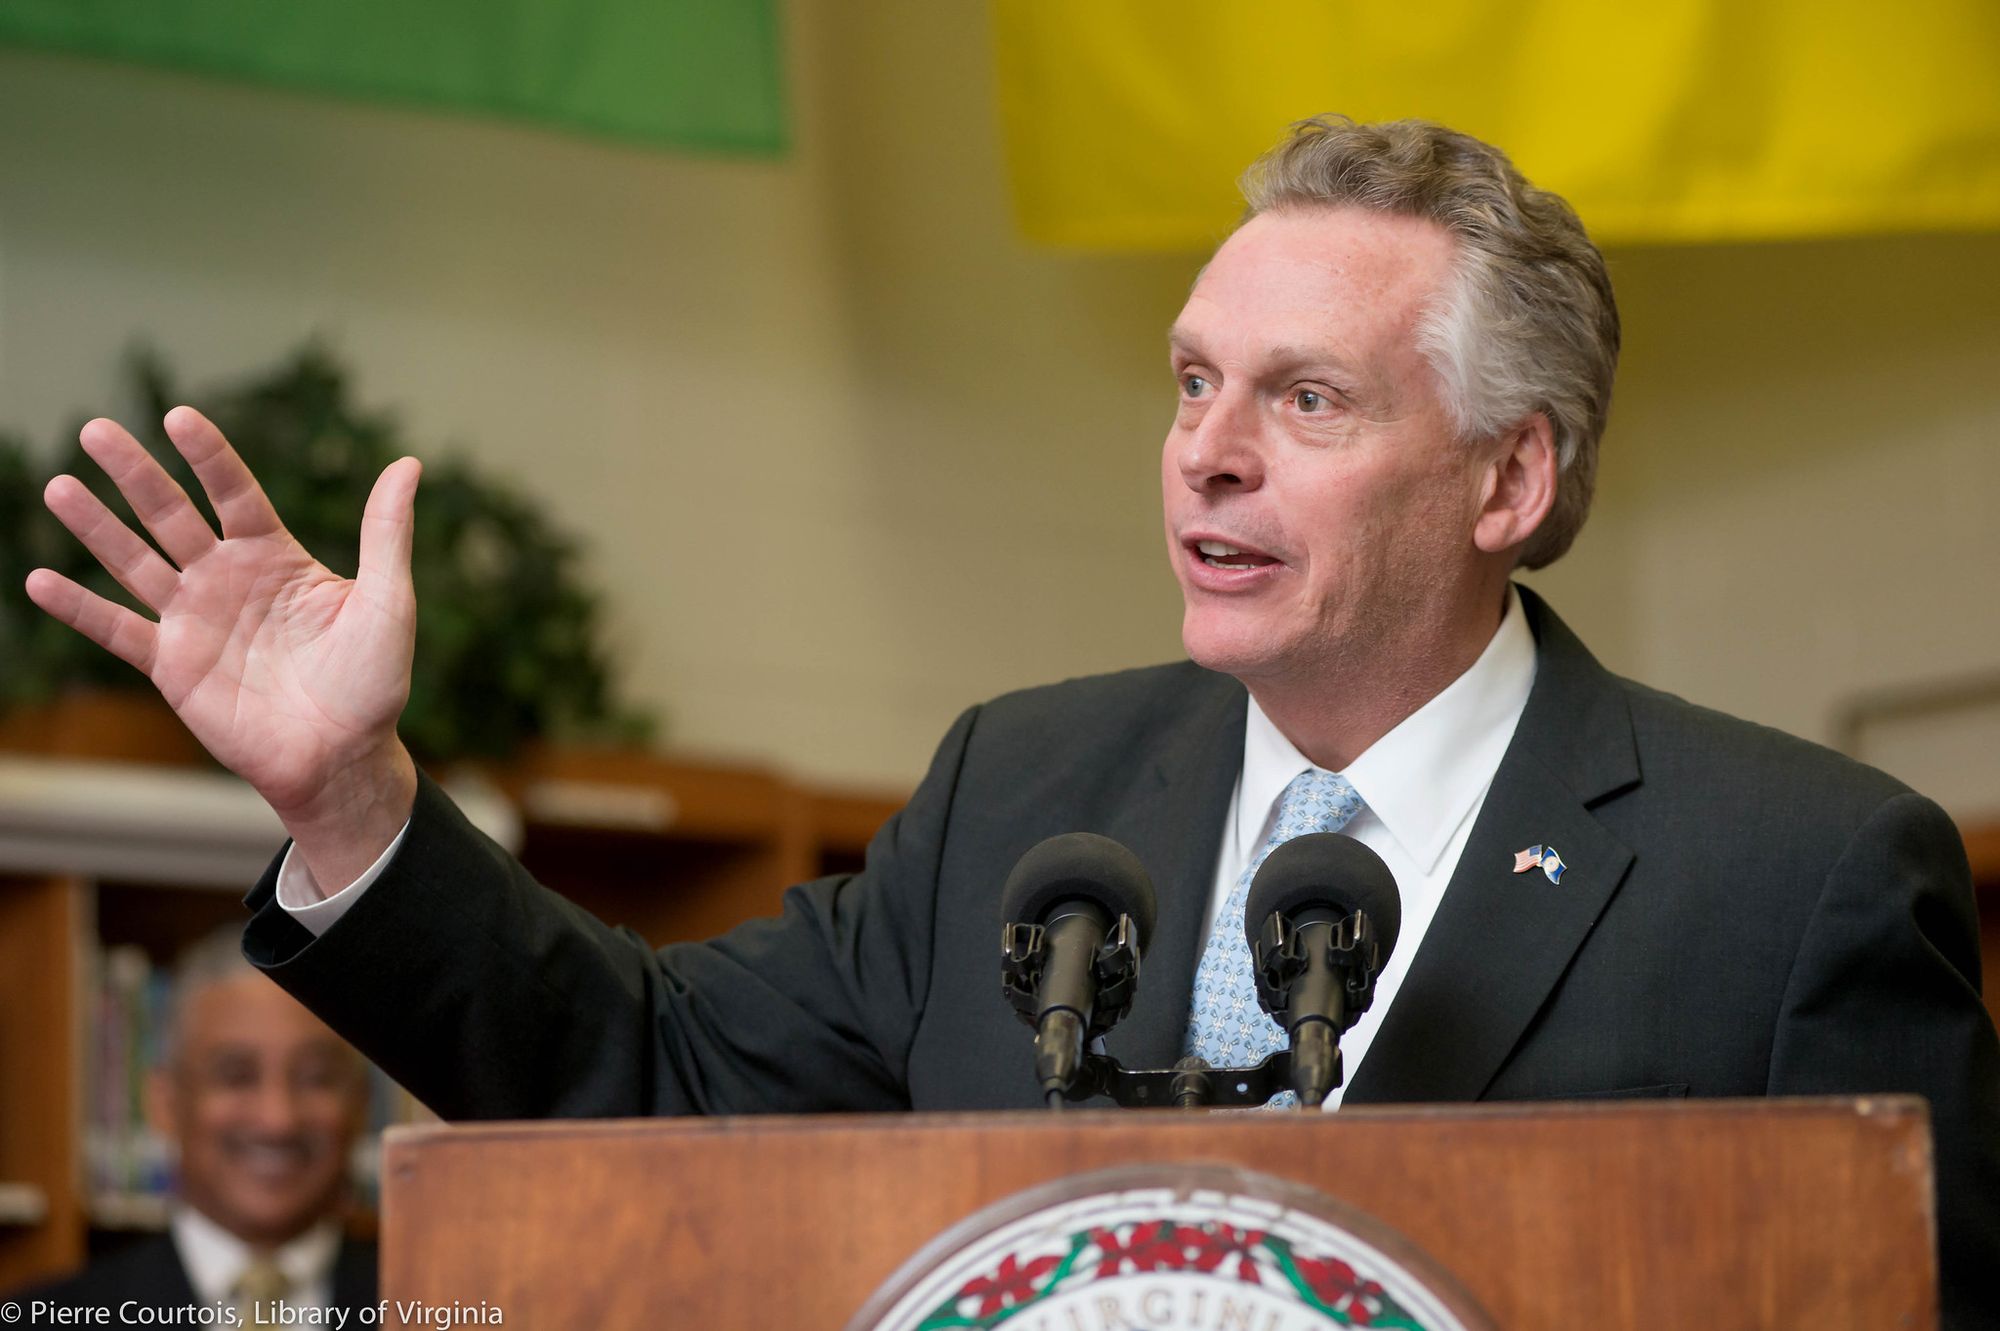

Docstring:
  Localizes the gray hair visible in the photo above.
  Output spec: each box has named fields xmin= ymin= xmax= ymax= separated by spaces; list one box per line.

xmin=1240 ymin=115 xmax=1619 ymax=569
xmin=154 ymin=927 xmax=258 ymax=1068
xmin=156 ymin=927 xmax=362 ymax=1082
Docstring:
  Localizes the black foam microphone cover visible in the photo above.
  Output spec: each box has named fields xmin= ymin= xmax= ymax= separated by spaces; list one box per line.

xmin=1243 ymin=832 xmax=1402 ymax=964
xmin=999 ymin=832 xmax=1158 ymax=951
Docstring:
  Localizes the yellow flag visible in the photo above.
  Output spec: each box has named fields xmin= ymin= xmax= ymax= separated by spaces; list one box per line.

xmin=993 ymin=0 xmax=2000 ymax=248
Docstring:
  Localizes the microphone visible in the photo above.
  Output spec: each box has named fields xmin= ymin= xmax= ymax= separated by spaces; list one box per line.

xmin=999 ymin=833 xmax=1158 ymax=1104
xmin=1243 ymin=833 xmax=1402 ymax=1108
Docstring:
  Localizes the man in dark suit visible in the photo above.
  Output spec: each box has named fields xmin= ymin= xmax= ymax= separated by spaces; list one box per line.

xmin=18 ymin=1236 xmax=375 ymax=1331
xmin=12 ymin=931 xmax=377 ymax=1327
xmin=24 ymin=116 xmax=1999 ymax=1324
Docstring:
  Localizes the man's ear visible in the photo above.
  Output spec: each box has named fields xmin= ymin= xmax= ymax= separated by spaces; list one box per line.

xmin=1473 ymin=412 xmax=1558 ymax=557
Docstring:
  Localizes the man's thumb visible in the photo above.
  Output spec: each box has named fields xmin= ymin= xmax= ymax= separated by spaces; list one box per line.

xmin=357 ymin=457 xmax=422 ymax=597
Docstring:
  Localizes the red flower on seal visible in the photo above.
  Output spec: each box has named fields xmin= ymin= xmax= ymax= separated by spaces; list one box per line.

xmin=1292 ymin=1255 xmax=1388 ymax=1324
xmin=1090 ymin=1221 xmax=1190 ymax=1277
xmin=957 ymin=1252 xmax=1062 ymax=1316
xmin=1181 ymin=1223 xmax=1269 ymax=1284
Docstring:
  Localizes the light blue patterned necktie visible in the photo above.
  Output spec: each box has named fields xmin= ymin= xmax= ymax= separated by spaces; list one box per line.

xmin=1185 ymin=768 xmax=1365 ymax=1106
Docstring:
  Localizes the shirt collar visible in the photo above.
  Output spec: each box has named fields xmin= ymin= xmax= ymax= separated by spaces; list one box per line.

xmin=170 ymin=1204 xmax=343 ymax=1305
xmin=1239 ymin=584 xmax=1538 ymax=874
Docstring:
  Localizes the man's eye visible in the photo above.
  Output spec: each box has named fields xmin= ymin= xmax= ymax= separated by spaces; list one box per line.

xmin=1294 ymin=389 xmax=1328 ymax=412
xmin=1181 ymin=374 xmax=1211 ymax=399
xmin=205 ymin=1059 xmax=259 ymax=1091
xmin=293 ymin=1062 xmax=342 ymax=1092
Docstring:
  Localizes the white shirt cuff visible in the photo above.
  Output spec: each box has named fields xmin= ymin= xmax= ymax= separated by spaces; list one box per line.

xmin=274 ymin=821 xmax=412 ymax=936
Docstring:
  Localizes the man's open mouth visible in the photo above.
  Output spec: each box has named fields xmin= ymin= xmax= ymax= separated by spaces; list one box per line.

xmin=1194 ymin=539 xmax=1279 ymax=570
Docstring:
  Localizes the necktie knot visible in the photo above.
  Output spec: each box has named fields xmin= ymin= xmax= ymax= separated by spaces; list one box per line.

xmin=1263 ymin=768 xmax=1364 ymax=861
xmin=233 ymin=1256 xmax=292 ymax=1327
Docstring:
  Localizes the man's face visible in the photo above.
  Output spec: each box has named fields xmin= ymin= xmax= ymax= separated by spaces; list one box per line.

xmin=1163 ymin=206 xmax=1489 ymax=684
xmin=148 ymin=973 xmax=366 ymax=1248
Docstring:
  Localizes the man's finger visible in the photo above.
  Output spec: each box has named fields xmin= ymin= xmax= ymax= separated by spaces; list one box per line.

xmin=356 ymin=456 xmax=421 ymax=603
xmin=78 ymin=417 xmax=219 ymax=570
xmin=23 ymin=568 xmax=160 ymax=677
xmin=43 ymin=474 xmax=181 ymax=613
xmin=164 ymin=405 xmax=285 ymax=541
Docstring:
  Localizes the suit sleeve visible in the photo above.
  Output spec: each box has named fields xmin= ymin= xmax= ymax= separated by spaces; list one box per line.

xmin=241 ymin=706 xmax=982 ymax=1121
xmin=1766 ymin=790 xmax=2000 ymax=1330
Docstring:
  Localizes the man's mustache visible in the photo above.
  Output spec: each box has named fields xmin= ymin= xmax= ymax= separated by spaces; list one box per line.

xmin=213 ymin=1131 xmax=337 ymax=1166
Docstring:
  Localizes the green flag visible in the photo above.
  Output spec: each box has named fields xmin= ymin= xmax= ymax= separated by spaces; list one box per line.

xmin=0 ymin=0 xmax=785 ymax=155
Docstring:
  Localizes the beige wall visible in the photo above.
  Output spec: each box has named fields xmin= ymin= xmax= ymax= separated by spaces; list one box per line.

xmin=3 ymin=8 xmax=1996 ymax=815
xmin=1530 ymin=235 xmax=2000 ymax=817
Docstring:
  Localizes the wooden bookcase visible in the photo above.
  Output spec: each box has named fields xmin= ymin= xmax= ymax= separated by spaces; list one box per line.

xmin=0 ymin=749 xmax=905 ymax=1292
xmin=0 ymin=870 xmax=84 ymax=1291
xmin=500 ymin=744 xmax=850 ymax=945
xmin=1964 ymin=822 xmax=2000 ymax=1035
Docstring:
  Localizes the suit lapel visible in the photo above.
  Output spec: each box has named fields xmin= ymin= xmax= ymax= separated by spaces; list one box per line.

xmin=1345 ymin=588 xmax=1640 ymax=1105
xmin=330 ymin=1239 xmax=380 ymax=1314
xmin=147 ymin=1233 xmax=202 ymax=1305
xmin=1102 ymin=670 xmax=1246 ymax=1071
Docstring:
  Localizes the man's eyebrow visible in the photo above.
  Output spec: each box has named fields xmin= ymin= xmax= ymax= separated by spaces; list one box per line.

xmin=1271 ymin=343 xmax=1368 ymax=378
xmin=1166 ymin=329 xmax=1360 ymax=383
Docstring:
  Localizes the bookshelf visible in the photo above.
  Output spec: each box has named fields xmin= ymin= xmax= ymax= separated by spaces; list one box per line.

xmin=0 ymin=749 xmax=905 ymax=1291
xmin=1964 ymin=820 xmax=2000 ymax=1035
xmin=0 ymin=867 xmax=82 ymax=1290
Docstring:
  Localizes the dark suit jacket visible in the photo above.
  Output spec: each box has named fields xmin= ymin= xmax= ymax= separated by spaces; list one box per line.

xmin=244 ymin=588 xmax=2000 ymax=1325
xmin=13 ymin=1232 xmax=377 ymax=1325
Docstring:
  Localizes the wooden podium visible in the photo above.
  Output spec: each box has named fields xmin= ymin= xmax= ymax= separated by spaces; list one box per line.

xmin=380 ymin=1097 xmax=1936 ymax=1328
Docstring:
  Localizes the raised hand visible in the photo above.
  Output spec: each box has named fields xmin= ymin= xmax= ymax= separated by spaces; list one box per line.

xmin=24 ymin=406 xmax=421 ymax=890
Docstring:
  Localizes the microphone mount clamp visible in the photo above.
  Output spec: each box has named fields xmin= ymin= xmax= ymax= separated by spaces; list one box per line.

xmin=1054 ymin=1050 xmax=1324 ymax=1109
xmin=1250 ymin=906 xmax=1385 ymax=1030
xmin=1000 ymin=911 xmax=1143 ymax=1048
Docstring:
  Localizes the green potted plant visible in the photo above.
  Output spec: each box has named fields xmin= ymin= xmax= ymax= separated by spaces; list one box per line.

xmin=0 ymin=344 xmax=653 ymax=766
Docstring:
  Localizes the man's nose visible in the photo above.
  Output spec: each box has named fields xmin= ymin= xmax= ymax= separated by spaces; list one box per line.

xmin=246 ymin=1077 xmax=307 ymax=1132
xmin=1175 ymin=391 xmax=1265 ymax=493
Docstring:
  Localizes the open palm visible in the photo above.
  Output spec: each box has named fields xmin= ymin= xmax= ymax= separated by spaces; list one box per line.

xmin=24 ymin=407 xmax=420 ymax=821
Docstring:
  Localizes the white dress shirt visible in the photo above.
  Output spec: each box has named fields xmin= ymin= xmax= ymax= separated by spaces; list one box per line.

xmin=277 ymin=823 xmax=404 ymax=932
xmin=169 ymin=1204 xmax=340 ymax=1315
xmin=1204 ymin=585 xmax=1537 ymax=1108
xmin=283 ymin=591 xmax=1536 ymax=1110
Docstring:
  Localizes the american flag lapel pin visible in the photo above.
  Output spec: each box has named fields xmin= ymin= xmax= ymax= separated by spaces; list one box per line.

xmin=1512 ymin=844 xmax=1567 ymax=884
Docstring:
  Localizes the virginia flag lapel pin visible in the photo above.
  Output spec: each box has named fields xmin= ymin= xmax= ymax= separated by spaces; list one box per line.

xmin=1512 ymin=845 xmax=1567 ymax=884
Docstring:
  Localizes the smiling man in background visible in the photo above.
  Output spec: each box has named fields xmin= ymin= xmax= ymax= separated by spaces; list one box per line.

xmin=14 ymin=930 xmax=377 ymax=1327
